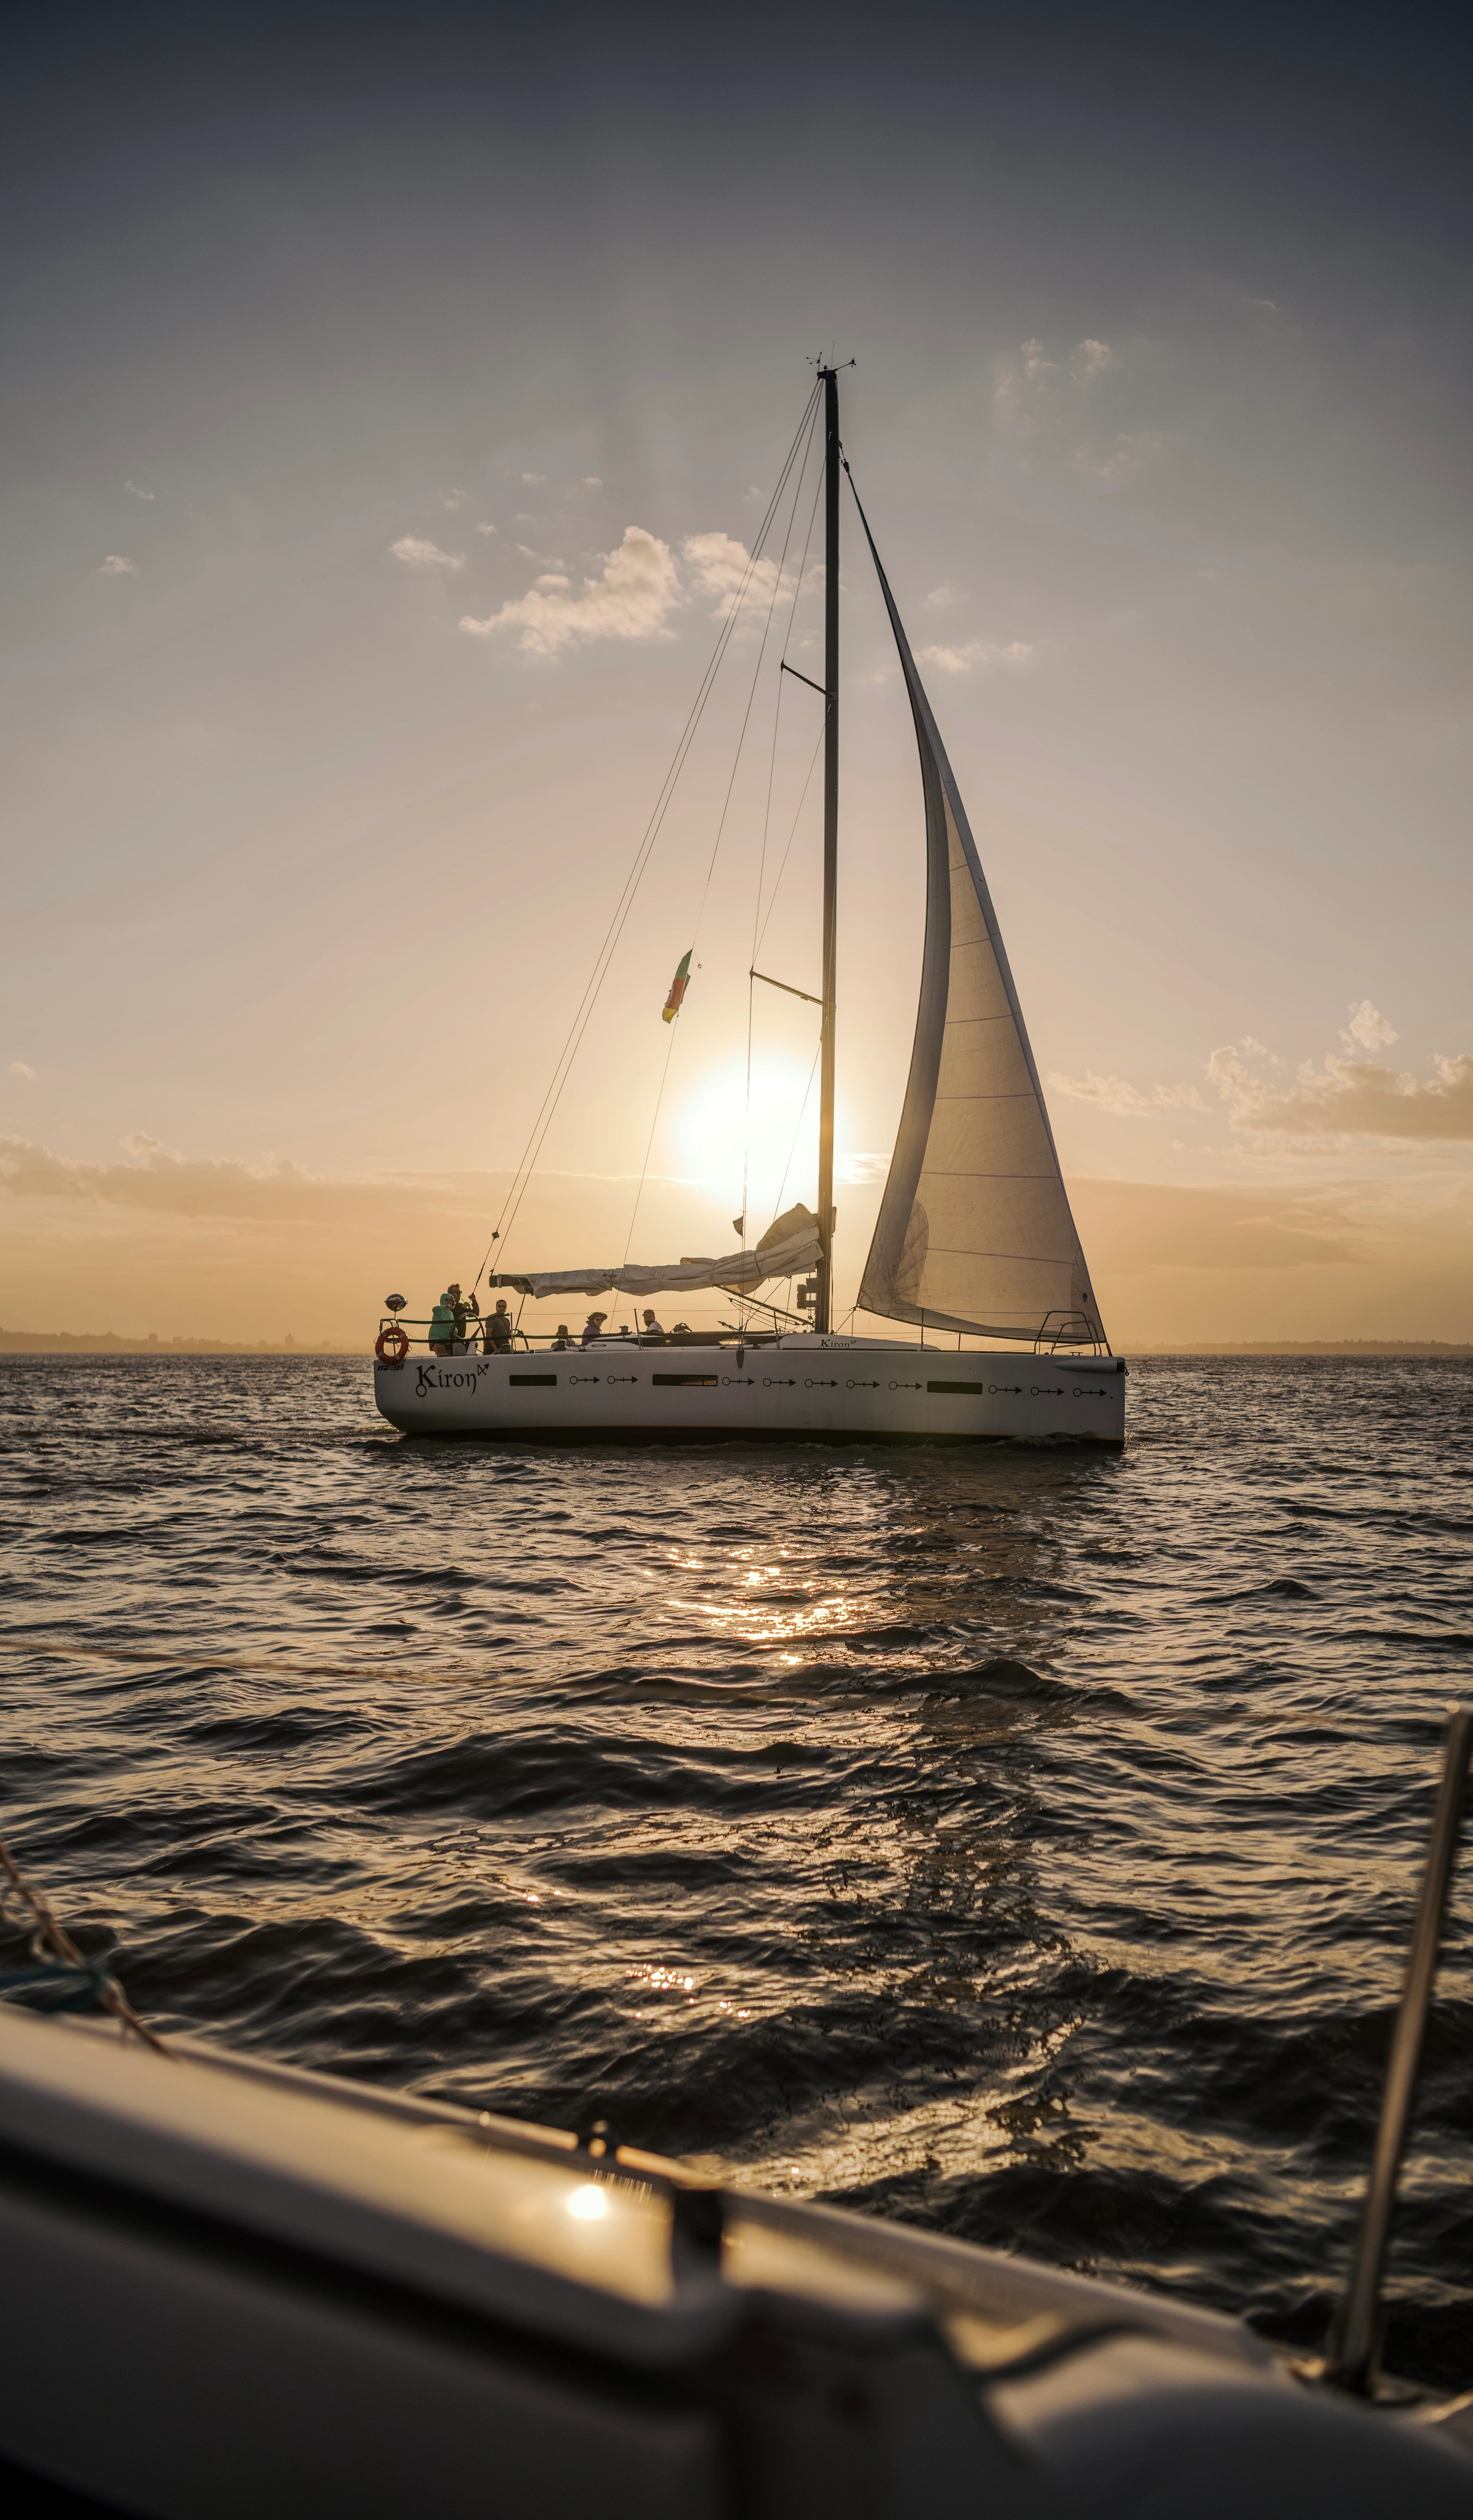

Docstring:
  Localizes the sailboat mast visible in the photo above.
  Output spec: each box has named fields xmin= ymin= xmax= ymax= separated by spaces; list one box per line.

xmin=816 ymin=364 xmax=840 ymax=1336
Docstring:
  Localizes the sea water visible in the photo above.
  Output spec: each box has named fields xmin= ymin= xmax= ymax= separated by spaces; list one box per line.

xmin=1 ymin=1352 xmax=1469 ymax=2386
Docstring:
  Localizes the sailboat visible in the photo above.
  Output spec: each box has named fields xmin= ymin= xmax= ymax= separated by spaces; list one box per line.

xmin=374 ymin=369 xmax=1124 ymax=1445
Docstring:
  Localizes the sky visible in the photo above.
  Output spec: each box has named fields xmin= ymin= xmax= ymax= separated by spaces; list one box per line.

xmin=2 ymin=2 xmax=1470 ymax=1346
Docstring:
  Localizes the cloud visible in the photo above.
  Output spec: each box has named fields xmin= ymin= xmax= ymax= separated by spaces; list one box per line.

xmin=99 ymin=555 xmax=136 ymax=575
xmin=1049 ymin=1069 xmax=1207 ymax=1116
xmin=0 ymin=1135 xmax=489 ymax=1228
xmin=123 ymin=480 xmax=154 ymax=500
xmin=924 ymin=581 xmax=965 ymax=609
xmin=582 ymin=476 xmax=603 ymax=489
xmin=1073 ymin=431 xmax=1162 ymax=487
xmin=0 ymin=1137 xmax=688 ymax=1252
xmin=1209 ymin=1043 xmax=1473 ymax=1141
xmin=460 ymin=525 xmax=681 ymax=657
xmin=475 ymin=520 xmax=497 ymax=535
xmin=389 ymin=535 xmax=464 ymax=570
xmin=1062 ymin=1018 xmax=1473 ymax=1144
xmin=8 ymin=1062 xmax=37 ymax=1082
xmin=681 ymin=530 xmax=794 ymax=621
xmin=916 ymin=638 xmax=1034 ymax=674
xmin=994 ymin=335 xmax=1161 ymax=489
xmin=1237 ymin=293 xmax=1296 ymax=333
xmin=995 ymin=335 xmax=1116 ymax=425
xmin=439 ymin=487 xmax=466 ymax=509
xmin=520 ymin=472 xmax=547 ymax=486
xmin=458 ymin=523 xmax=815 ymax=659
xmin=1343 ymin=999 xmax=1399 ymax=1051
xmin=992 ymin=339 xmax=1051 ymax=431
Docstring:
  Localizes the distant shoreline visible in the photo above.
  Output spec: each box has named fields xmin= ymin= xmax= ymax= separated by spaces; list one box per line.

xmin=0 ymin=1331 xmax=355 ymax=1356
xmin=1121 ymin=1342 xmax=1473 ymax=1357
xmin=1 ymin=1330 xmax=1469 ymax=1360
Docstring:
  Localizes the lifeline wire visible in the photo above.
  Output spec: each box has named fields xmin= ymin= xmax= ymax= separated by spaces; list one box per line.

xmin=0 ymin=1832 xmax=168 ymax=2057
xmin=471 ymin=382 xmax=822 ymax=1290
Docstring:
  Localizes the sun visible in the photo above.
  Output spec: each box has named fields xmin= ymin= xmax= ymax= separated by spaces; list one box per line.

xmin=673 ymin=1057 xmax=818 ymax=1215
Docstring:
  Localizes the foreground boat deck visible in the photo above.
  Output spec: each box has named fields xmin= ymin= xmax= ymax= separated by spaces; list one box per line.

xmin=1 ymin=2008 xmax=1467 ymax=2517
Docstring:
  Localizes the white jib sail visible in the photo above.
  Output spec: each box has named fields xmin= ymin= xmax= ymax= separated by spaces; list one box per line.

xmin=854 ymin=508 xmax=1107 ymax=1349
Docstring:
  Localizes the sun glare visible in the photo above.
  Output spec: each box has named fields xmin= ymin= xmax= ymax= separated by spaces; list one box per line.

xmin=674 ymin=1058 xmax=818 ymax=1212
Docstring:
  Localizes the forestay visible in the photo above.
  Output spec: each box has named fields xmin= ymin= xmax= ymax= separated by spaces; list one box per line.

xmin=853 ymin=503 xmax=1107 ymax=1349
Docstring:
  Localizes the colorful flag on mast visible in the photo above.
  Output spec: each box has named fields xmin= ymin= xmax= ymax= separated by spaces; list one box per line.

xmin=662 ymin=950 xmax=693 ymax=1023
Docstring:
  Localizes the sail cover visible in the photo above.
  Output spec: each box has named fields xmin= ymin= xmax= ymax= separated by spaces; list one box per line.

xmin=854 ymin=506 xmax=1106 ymax=1348
xmin=490 ymin=1204 xmax=819 ymax=1306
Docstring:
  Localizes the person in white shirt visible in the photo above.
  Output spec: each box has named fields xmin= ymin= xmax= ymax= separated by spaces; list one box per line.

xmin=641 ymin=1310 xmax=666 ymax=1339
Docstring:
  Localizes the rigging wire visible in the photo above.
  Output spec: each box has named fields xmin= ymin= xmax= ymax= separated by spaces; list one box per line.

xmin=736 ymin=422 xmax=828 ymax=1309
xmin=619 ymin=1014 xmax=681 ymax=1271
xmin=749 ymin=395 xmax=838 ymax=1273
xmin=742 ymin=626 xmax=792 ymax=1255
xmin=752 ymin=444 xmax=829 ymax=948
xmin=749 ymin=425 xmax=826 ymax=965
xmin=468 ymin=380 xmax=822 ymax=1292
xmin=689 ymin=391 xmax=822 ymax=950
xmin=754 ymin=721 xmax=825 ymax=960
xmin=621 ymin=388 xmax=822 ymax=1293
xmin=769 ymin=1041 xmax=822 ymax=1226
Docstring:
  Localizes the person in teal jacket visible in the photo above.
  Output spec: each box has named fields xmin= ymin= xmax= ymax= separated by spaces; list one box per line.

xmin=428 ymin=1294 xmax=455 ymax=1354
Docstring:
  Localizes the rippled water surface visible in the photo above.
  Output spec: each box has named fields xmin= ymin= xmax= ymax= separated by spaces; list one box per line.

xmin=2 ymin=1354 xmax=1471 ymax=2386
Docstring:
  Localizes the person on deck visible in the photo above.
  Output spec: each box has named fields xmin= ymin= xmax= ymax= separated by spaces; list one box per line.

xmin=581 ymin=1311 xmax=608 ymax=1348
xmin=447 ymin=1284 xmax=470 ymax=1347
xmin=428 ymin=1293 xmax=455 ymax=1355
xmin=485 ymin=1298 xmax=514 ymax=1353
xmin=641 ymin=1310 xmax=666 ymax=1340
xmin=551 ymin=1324 xmax=572 ymax=1351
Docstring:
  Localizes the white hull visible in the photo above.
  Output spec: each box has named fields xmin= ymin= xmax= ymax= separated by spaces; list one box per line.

xmin=373 ymin=1335 xmax=1126 ymax=1444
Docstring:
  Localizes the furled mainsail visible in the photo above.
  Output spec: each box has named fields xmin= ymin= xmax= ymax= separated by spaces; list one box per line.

xmin=854 ymin=507 xmax=1105 ymax=1347
xmin=490 ymin=1204 xmax=819 ymax=1306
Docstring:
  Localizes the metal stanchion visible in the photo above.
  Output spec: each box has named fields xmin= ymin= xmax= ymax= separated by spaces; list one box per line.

xmin=1324 ymin=1703 xmax=1472 ymax=2394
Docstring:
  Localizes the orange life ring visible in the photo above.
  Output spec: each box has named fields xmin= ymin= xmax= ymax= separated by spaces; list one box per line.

xmin=375 ymin=1322 xmax=410 ymax=1363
